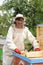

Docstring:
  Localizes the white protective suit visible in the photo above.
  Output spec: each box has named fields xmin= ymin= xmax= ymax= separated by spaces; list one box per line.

xmin=2 ymin=24 xmax=39 ymax=65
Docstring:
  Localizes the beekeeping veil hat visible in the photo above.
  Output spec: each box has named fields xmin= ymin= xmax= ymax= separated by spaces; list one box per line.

xmin=13 ymin=13 xmax=26 ymax=22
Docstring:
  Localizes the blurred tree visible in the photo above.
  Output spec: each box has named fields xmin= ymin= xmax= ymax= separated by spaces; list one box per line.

xmin=0 ymin=13 xmax=11 ymax=36
xmin=0 ymin=0 xmax=43 ymax=36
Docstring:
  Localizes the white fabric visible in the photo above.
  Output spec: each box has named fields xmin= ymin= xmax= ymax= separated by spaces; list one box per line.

xmin=13 ymin=13 xmax=26 ymax=22
xmin=15 ymin=14 xmax=24 ymax=18
xmin=2 ymin=25 xmax=39 ymax=65
xmin=2 ymin=53 xmax=14 ymax=65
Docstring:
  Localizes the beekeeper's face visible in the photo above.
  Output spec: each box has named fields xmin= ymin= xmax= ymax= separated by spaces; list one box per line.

xmin=15 ymin=17 xmax=24 ymax=28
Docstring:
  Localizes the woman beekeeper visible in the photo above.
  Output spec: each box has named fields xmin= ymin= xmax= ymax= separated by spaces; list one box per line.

xmin=2 ymin=14 xmax=40 ymax=65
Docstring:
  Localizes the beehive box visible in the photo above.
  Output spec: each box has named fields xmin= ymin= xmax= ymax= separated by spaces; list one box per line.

xmin=37 ymin=24 xmax=43 ymax=50
xmin=12 ymin=52 xmax=43 ymax=65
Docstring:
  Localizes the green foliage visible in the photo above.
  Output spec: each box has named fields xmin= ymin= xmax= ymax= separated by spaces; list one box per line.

xmin=24 ymin=39 xmax=34 ymax=51
xmin=0 ymin=14 xmax=11 ymax=36
xmin=0 ymin=48 xmax=2 ymax=61
xmin=0 ymin=0 xmax=43 ymax=36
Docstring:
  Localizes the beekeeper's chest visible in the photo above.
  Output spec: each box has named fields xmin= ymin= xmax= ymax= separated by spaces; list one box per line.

xmin=13 ymin=28 xmax=27 ymax=41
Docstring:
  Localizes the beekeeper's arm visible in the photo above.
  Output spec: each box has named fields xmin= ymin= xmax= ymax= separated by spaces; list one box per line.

xmin=6 ymin=26 xmax=21 ymax=54
xmin=26 ymin=27 xmax=40 ymax=51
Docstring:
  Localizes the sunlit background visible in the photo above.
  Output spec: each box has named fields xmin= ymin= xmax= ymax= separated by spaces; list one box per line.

xmin=0 ymin=0 xmax=43 ymax=64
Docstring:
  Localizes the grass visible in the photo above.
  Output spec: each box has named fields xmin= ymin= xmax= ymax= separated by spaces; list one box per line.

xmin=0 ymin=48 xmax=3 ymax=61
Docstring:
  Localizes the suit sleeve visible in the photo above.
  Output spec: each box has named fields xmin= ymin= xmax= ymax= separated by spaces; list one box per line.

xmin=26 ymin=27 xmax=39 ymax=50
xmin=6 ymin=26 xmax=17 ymax=50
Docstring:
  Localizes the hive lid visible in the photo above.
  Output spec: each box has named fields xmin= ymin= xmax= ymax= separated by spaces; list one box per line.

xmin=37 ymin=24 xmax=43 ymax=26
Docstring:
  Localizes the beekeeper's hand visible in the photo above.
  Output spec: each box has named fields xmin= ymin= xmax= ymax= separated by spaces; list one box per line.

xmin=35 ymin=48 xmax=41 ymax=51
xmin=14 ymin=48 xmax=21 ymax=54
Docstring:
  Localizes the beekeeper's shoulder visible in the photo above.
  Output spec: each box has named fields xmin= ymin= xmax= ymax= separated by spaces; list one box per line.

xmin=8 ymin=24 xmax=14 ymax=32
xmin=9 ymin=26 xmax=13 ymax=31
xmin=24 ymin=26 xmax=29 ymax=31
